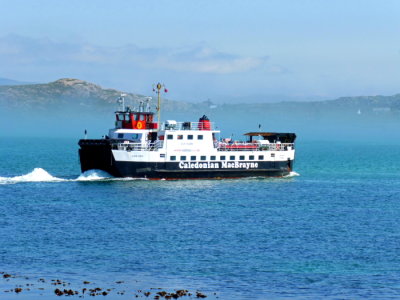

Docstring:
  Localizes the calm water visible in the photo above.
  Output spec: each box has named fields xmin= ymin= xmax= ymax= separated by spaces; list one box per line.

xmin=1 ymin=137 xmax=400 ymax=299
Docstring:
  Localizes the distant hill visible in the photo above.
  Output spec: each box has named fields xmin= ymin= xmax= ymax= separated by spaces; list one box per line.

xmin=216 ymin=93 xmax=400 ymax=118
xmin=0 ymin=78 xmax=195 ymax=113
xmin=1 ymin=78 xmax=400 ymax=118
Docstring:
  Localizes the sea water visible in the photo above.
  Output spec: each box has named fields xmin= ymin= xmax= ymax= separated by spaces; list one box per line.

xmin=1 ymin=137 xmax=400 ymax=299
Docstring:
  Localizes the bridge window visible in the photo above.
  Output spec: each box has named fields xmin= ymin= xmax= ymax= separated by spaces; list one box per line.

xmin=258 ymin=155 xmax=264 ymax=160
xmin=188 ymin=135 xmax=193 ymax=140
xmin=180 ymin=156 xmax=187 ymax=161
xmin=118 ymin=133 xmax=124 ymax=139
xmin=198 ymin=135 xmax=203 ymax=140
xmin=191 ymin=156 xmax=196 ymax=161
xmin=239 ymin=155 xmax=245 ymax=160
xmin=249 ymin=155 xmax=254 ymax=160
xmin=271 ymin=153 xmax=275 ymax=158
xmin=170 ymin=156 xmax=176 ymax=161
xmin=230 ymin=155 xmax=235 ymax=160
xmin=200 ymin=156 xmax=206 ymax=160
xmin=167 ymin=134 xmax=173 ymax=140
xmin=177 ymin=135 xmax=183 ymax=140
xmin=210 ymin=156 xmax=216 ymax=160
xmin=220 ymin=156 xmax=226 ymax=161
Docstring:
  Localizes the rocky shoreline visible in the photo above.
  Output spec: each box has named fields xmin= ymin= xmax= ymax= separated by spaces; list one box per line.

xmin=1 ymin=271 xmax=213 ymax=299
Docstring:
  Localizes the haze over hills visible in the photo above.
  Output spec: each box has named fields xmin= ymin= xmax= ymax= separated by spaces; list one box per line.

xmin=0 ymin=78 xmax=399 ymax=140
xmin=1 ymin=78 xmax=400 ymax=114
xmin=0 ymin=77 xmax=33 ymax=86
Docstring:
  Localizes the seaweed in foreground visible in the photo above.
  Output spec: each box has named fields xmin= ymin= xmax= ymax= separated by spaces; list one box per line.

xmin=1 ymin=271 xmax=216 ymax=298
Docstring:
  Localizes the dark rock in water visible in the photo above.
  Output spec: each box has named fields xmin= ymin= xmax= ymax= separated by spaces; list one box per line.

xmin=176 ymin=290 xmax=188 ymax=297
xmin=51 ymin=279 xmax=64 ymax=285
xmin=89 ymin=287 xmax=102 ymax=293
xmin=83 ymin=281 xmax=91 ymax=284
xmin=14 ymin=288 xmax=22 ymax=293
xmin=3 ymin=274 xmax=12 ymax=278
xmin=157 ymin=291 xmax=167 ymax=297
xmin=64 ymin=289 xmax=75 ymax=296
xmin=196 ymin=291 xmax=207 ymax=298
xmin=54 ymin=288 xmax=64 ymax=296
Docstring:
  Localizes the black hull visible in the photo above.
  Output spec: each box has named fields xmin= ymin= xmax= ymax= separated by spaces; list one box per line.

xmin=78 ymin=139 xmax=115 ymax=175
xmin=79 ymin=139 xmax=294 ymax=179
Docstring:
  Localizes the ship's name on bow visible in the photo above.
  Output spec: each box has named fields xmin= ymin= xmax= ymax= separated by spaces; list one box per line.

xmin=178 ymin=161 xmax=259 ymax=169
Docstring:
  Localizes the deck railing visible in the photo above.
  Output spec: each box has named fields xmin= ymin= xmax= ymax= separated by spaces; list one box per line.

xmin=163 ymin=121 xmax=215 ymax=131
xmin=111 ymin=141 xmax=164 ymax=151
xmin=109 ymin=140 xmax=294 ymax=152
xmin=217 ymin=142 xmax=294 ymax=151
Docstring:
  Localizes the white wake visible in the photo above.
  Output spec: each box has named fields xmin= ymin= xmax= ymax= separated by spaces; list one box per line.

xmin=0 ymin=168 xmax=67 ymax=184
xmin=284 ymin=171 xmax=300 ymax=177
xmin=77 ymin=170 xmax=148 ymax=181
xmin=76 ymin=169 xmax=114 ymax=181
xmin=0 ymin=168 xmax=143 ymax=184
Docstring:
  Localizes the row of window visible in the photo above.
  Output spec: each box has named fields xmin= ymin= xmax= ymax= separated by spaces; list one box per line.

xmin=167 ymin=134 xmax=203 ymax=140
xmin=116 ymin=113 xmax=151 ymax=122
xmin=117 ymin=133 xmax=141 ymax=139
xmin=170 ymin=154 xmax=275 ymax=161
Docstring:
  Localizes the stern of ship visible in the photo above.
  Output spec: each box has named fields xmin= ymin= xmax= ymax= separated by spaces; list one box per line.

xmin=78 ymin=139 xmax=116 ymax=175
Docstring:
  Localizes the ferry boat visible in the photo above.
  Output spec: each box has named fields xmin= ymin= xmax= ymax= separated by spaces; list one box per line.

xmin=78 ymin=84 xmax=296 ymax=179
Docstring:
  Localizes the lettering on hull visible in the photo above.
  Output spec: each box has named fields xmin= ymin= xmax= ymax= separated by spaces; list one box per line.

xmin=178 ymin=161 xmax=259 ymax=170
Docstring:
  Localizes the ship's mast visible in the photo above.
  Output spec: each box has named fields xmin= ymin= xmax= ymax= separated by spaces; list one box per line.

xmin=154 ymin=83 xmax=167 ymax=130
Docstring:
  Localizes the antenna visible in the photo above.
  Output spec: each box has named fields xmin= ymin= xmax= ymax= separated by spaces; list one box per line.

xmin=139 ymin=99 xmax=144 ymax=112
xmin=145 ymin=97 xmax=152 ymax=112
xmin=117 ymin=93 xmax=126 ymax=111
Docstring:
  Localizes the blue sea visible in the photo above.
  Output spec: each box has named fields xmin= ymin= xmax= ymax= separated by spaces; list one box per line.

xmin=1 ymin=137 xmax=400 ymax=299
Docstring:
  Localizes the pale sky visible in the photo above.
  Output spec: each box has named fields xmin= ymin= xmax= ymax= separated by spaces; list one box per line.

xmin=1 ymin=0 xmax=400 ymax=102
